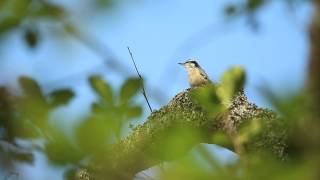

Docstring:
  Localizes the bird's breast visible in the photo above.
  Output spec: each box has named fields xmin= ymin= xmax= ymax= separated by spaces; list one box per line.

xmin=187 ymin=69 xmax=208 ymax=87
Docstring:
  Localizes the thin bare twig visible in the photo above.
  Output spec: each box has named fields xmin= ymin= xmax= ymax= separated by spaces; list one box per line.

xmin=127 ymin=47 xmax=153 ymax=113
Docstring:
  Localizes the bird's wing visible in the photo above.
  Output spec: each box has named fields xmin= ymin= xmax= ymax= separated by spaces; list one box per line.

xmin=199 ymin=68 xmax=209 ymax=80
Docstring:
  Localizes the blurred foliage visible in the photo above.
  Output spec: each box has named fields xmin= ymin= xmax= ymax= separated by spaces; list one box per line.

xmin=0 ymin=0 xmax=65 ymax=33
xmin=0 ymin=66 xmax=319 ymax=180
xmin=224 ymin=0 xmax=311 ymax=29
xmin=191 ymin=66 xmax=246 ymax=117
xmin=159 ymin=86 xmax=320 ymax=180
xmin=0 ymin=0 xmax=127 ymax=50
xmin=0 ymin=0 xmax=319 ymax=179
xmin=217 ymin=66 xmax=246 ymax=105
xmin=129 ymin=65 xmax=317 ymax=180
xmin=0 ymin=75 xmax=143 ymax=168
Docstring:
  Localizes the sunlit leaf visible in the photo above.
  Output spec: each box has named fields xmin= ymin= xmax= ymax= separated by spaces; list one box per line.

xmin=48 ymin=89 xmax=74 ymax=108
xmin=217 ymin=66 xmax=246 ymax=105
xmin=76 ymin=118 xmax=112 ymax=154
xmin=45 ymin=133 xmax=84 ymax=165
xmin=190 ymin=84 xmax=226 ymax=117
xmin=151 ymin=127 xmax=201 ymax=160
xmin=89 ymin=75 xmax=113 ymax=103
xmin=119 ymin=78 xmax=142 ymax=103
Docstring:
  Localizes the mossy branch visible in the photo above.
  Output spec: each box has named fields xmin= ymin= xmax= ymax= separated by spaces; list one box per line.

xmin=76 ymin=88 xmax=285 ymax=180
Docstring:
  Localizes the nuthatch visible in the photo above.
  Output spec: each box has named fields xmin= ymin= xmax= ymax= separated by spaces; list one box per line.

xmin=179 ymin=59 xmax=211 ymax=87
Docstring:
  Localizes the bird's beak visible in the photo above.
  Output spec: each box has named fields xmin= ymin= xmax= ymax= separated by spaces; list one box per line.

xmin=178 ymin=62 xmax=184 ymax=65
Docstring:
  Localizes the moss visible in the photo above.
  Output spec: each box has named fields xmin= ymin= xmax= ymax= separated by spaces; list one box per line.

xmin=76 ymin=88 xmax=285 ymax=180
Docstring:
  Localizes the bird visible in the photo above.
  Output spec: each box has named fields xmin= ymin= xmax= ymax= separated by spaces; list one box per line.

xmin=178 ymin=59 xmax=211 ymax=87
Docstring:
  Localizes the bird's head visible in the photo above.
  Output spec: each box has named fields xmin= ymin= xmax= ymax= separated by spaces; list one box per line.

xmin=178 ymin=59 xmax=200 ymax=70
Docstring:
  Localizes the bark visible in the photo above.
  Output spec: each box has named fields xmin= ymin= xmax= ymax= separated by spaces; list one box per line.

xmin=308 ymin=0 xmax=320 ymax=117
xmin=76 ymin=88 xmax=286 ymax=180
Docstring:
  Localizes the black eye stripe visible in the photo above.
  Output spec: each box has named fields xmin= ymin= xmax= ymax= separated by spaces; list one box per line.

xmin=186 ymin=61 xmax=199 ymax=67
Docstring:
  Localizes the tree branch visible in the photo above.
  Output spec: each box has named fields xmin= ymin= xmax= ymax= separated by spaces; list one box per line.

xmin=76 ymin=88 xmax=285 ymax=180
xmin=308 ymin=0 xmax=320 ymax=117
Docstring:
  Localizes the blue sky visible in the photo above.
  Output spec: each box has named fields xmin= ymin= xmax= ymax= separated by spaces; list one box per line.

xmin=0 ymin=0 xmax=313 ymax=179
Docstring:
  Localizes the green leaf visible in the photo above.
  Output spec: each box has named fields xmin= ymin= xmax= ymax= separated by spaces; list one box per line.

xmin=119 ymin=78 xmax=142 ymax=103
xmin=89 ymin=75 xmax=113 ymax=103
xmin=91 ymin=102 xmax=102 ymax=113
xmin=64 ymin=168 xmax=78 ymax=180
xmin=126 ymin=105 xmax=143 ymax=119
xmin=76 ymin=118 xmax=112 ymax=154
xmin=45 ymin=132 xmax=84 ymax=165
xmin=0 ymin=16 xmax=21 ymax=34
xmin=212 ymin=132 xmax=233 ymax=149
xmin=246 ymin=0 xmax=265 ymax=11
xmin=18 ymin=76 xmax=45 ymax=101
xmin=217 ymin=66 xmax=246 ymax=105
xmin=32 ymin=1 xmax=65 ymax=19
xmin=190 ymin=84 xmax=226 ymax=117
xmin=48 ymin=89 xmax=74 ymax=108
xmin=24 ymin=28 xmax=39 ymax=48
xmin=11 ymin=0 xmax=31 ymax=17
xmin=11 ymin=118 xmax=40 ymax=139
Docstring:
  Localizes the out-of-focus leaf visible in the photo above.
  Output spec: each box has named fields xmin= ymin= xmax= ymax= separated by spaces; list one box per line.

xmin=89 ymin=75 xmax=113 ymax=103
xmin=8 ymin=0 xmax=31 ymax=17
xmin=0 ymin=0 xmax=30 ymax=34
xmin=48 ymin=89 xmax=74 ymax=108
xmin=32 ymin=1 xmax=65 ymax=19
xmin=126 ymin=105 xmax=143 ymax=119
xmin=0 ymin=1 xmax=5 ymax=8
xmin=261 ymin=88 xmax=308 ymax=125
xmin=11 ymin=118 xmax=40 ymax=139
xmin=237 ymin=119 xmax=262 ymax=145
xmin=0 ymin=87 xmax=12 ymax=128
xmin=0 ymin=17 xmax=21 ymax=34
xmin=44 ymin=127 xmax=84 ymax=165
xmin=0 ymin=140 xmax=34 ymax=163
xmin=152 ymin=127 xmax=201 ymax=160
xmin=95 ymin=0 xmax=114 ymax=7
xmin=76 ymin=118 xmax=112 ymax=154
xmin=190 ymin=84 xmax=225 ymax=117
xmin=212 ymin=132 xmax=233 ymax=149
xmin=119 ymin=78 xmax=142 ymax=103
xmin=246 ymin=0 xmax=265 ymax=11
xmin=15 ymin=76 xmax=49 ymax=129
xmin=45 ymin=134 xmax=84 ymax=165
xmin=91 ymin=102 xmax=103 ymax=113
xmin=217 ymin=66 xmax=246 ymax=105
xmin=224 ymin=4 xmax=238 ymax=16
xmin=64 ymin=168 xmax=78 ymax=180
xmin=18 ymin=76 xmax=45 ymax=102
xmin=24 ymin=28 xmax=39 ymax=48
